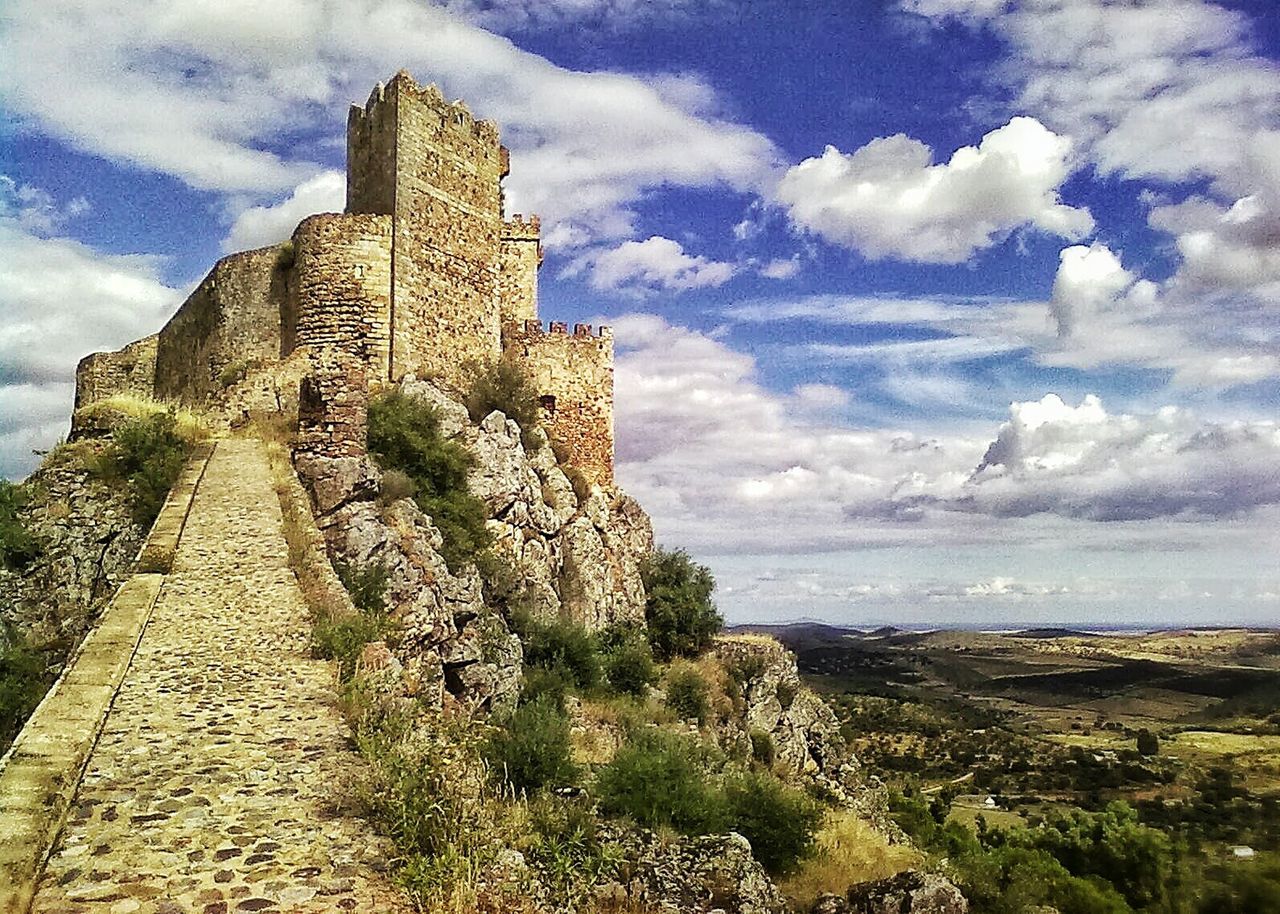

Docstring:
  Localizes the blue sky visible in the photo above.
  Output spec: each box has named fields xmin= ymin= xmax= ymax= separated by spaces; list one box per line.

xmin=2 ymin=0 xmax=1278 ymax=626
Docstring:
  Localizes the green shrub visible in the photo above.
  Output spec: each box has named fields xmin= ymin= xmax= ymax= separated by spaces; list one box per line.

xmin=218 ymin=358 xmax=262 ymax=389
xmin=0 ymin=625 xmax=52 ymax=753
xmin=465 ymin=357 xmax=542 ymax=451
xmin=524 ymin=796 xmax=618 ymax=910
xmin=596 ymin=730 xmax=727 ymax=834
xmin=520 ymin=666 xmax=572 ymax=710
xmin=728 ymin=653 xmax=768 ymax=686
xmin=368 ymin=391 xmax=491 ymax=571
xmin=724 ymin=770 xmax=823 ymax=875
xmin=313 ymin=561 xmax=391 ymax=681
xmin=749 ymin=729 xmax=776 ymax=767
xmin=665 ymin=666 xmax=709 ymax=723
xmin=776 ymin=681 xmax=798 ymax=708
xmin=642 ymin=548 xmax=723 ymax=660
xmin=378 ymin=469 xmax=417 ymax=504
xmin=522 ymin=618 xmax=601 ymax=692
xmin=102 ymin=410 xmax=192 ymax=527
xmin=485 ymin=694 xmax=577 ymax=794
xmin=335 ymin=560 xmax=390 ymax=615
xmin=0 ymin=481 xmax=38 ymax=570
xmin=605 ymin=639 xmax=656 ymax=696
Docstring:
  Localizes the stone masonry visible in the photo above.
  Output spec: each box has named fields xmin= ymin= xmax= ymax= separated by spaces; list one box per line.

xmin=75 ymin=71 xmax=615 ymax=486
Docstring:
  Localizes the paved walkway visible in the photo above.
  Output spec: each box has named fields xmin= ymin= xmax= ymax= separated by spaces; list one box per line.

xmin=30 ymin=440 xmax=408 ymax=914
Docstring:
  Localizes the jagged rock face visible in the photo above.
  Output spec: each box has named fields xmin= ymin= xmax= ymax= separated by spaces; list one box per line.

xmin=296 ymin=451 xmax=521 ymax=714
xmin=0 ymin=450 xmax=143 ymax=659
xmin=397 ymin=376 xmax=651 ymax=632
xmin=598 ymin=829 xmax=788 ymax=914
xmin=713 ymin=636 xmax=854 ymax=780
xmin=824 ymin=870 xmax=968 ymax=914
xmin=295 ymin=376 xmax=654 ymax=710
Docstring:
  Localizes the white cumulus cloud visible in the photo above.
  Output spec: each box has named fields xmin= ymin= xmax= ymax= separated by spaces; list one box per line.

xmin=775 ymin=116 xmax=1093 ymax=264
xmin=0 ymin=201 xmax=183 ymax=478
xmin=223 ymin=170 xmax=346 ymax=253
xmin=571 ymin=236 xmax=736 ymax=294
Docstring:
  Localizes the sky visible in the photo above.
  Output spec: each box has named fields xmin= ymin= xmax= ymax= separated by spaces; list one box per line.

xmin=1 ymin=0 xmax=1278 ymax=628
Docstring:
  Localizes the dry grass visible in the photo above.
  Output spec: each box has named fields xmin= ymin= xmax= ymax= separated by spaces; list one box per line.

xmin=716 ymin=632 xmax=780 ymax=648
xmin=75 ymin=393 xmax=213 ymax=443
xmin=779 ymin=808 xmax=920 ymax=910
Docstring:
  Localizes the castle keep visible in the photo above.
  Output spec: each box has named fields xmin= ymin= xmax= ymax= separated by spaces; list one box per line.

xmin=75 ymin=71 xmax=615 ymax=485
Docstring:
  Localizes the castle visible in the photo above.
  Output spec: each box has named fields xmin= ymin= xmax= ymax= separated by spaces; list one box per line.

xmin=74 ymin=71 xmax=615 ymax=484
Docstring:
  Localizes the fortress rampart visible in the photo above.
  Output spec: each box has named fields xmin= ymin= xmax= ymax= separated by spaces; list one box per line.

xmin=154 ymin=245 xmax=292 ymax=403
xmin=74 ymin=71 xmax=614 ymax=485
xmin=74 ymin=335 xmax=158 ymax=410
xmin=503 ymin=320 xmax=614 ymax=486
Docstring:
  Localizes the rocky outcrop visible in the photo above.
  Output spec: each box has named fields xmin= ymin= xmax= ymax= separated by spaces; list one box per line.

xmin=0 ymin=446 xmax=144 ymax=660
xmin=597 ymin=829 xmax=788 ymax=914
xmin=294 ymin=376 xmax=654 ymax=711
xmin=711 ymin=636 xmax=859 ymax=783
xmin=404 ymin=376 xmax=652 ymax=631
xmin=815 ymin=871 xmax=967 ymax=914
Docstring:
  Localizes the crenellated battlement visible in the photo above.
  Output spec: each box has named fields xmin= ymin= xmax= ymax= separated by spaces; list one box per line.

xmin=510 ymin=320 xmax=611 ymax=340
xmin=503 ymin=214 xmax=542 ymax=240
xmin=351 ymin=71 xmax=501 ymax=151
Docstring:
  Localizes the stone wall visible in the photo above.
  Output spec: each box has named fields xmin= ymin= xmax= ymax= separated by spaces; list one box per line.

xmin=291 ymin=213 xmax=393 ymax=377
xmin=296 ymin=352 xmax=369 ymax=461
xmin=154 ymin=244 xmax=291 ymax=404
xmin=346 ymin=81 xmax=398 ymax=217
xmin=504 ymin=321 xmax=615 ymax=486
xmin=498 ymin=215 xmax=541 ymax=325
xmin=74 ymin=335 xmax=157 ymax=409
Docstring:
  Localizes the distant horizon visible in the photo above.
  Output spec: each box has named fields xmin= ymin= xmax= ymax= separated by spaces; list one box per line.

xmin=726 ymin=618 xmax=1280 ymax=635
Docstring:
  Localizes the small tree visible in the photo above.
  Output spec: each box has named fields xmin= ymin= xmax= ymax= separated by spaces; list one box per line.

xmin=465 ymin=357 xmax=542 ymax=451
xmin=485 ymin=694 xmax=577 ymax=794
xmin=642 ymin=548 xmax=722 ymax=661
xmin=1136 ymin=728 xmax=1159 ymax=757
xmin=724 ymin=770 xmax=823 ymax=875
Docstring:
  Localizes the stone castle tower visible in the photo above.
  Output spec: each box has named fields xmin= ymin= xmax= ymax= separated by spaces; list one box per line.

xmin=75 ymin=71 xmax=615 ymax=485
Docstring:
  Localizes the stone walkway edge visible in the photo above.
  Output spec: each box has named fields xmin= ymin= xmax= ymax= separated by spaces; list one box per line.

xmin=0 ymin=444 xmax=214 ymax=914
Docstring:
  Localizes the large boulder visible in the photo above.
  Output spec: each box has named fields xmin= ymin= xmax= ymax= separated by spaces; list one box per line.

xmin=712 ymin=636 xmax=853 ymax=780
xmin=837 ymin=871 xmax=968 ymax=914
xmin=599 ymin=830 xmax=788 ymax=914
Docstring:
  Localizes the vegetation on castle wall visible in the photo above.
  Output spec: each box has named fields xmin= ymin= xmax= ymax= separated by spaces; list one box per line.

xmin=641 ymin=547 xmax=723 ymax=661
xmin=465 ymin=356 xmax=542 ymax=451
xmin=367 ymin=390 xmax=491 ymax=571
xmin=0 ymin=480 xmax=39 ymax=570
xmin=86 ymin=405 xmax=205 ymax=527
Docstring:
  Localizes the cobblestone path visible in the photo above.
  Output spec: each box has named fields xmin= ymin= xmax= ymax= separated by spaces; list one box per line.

xmin=31 ymin=440 xmax=409 ymax=914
